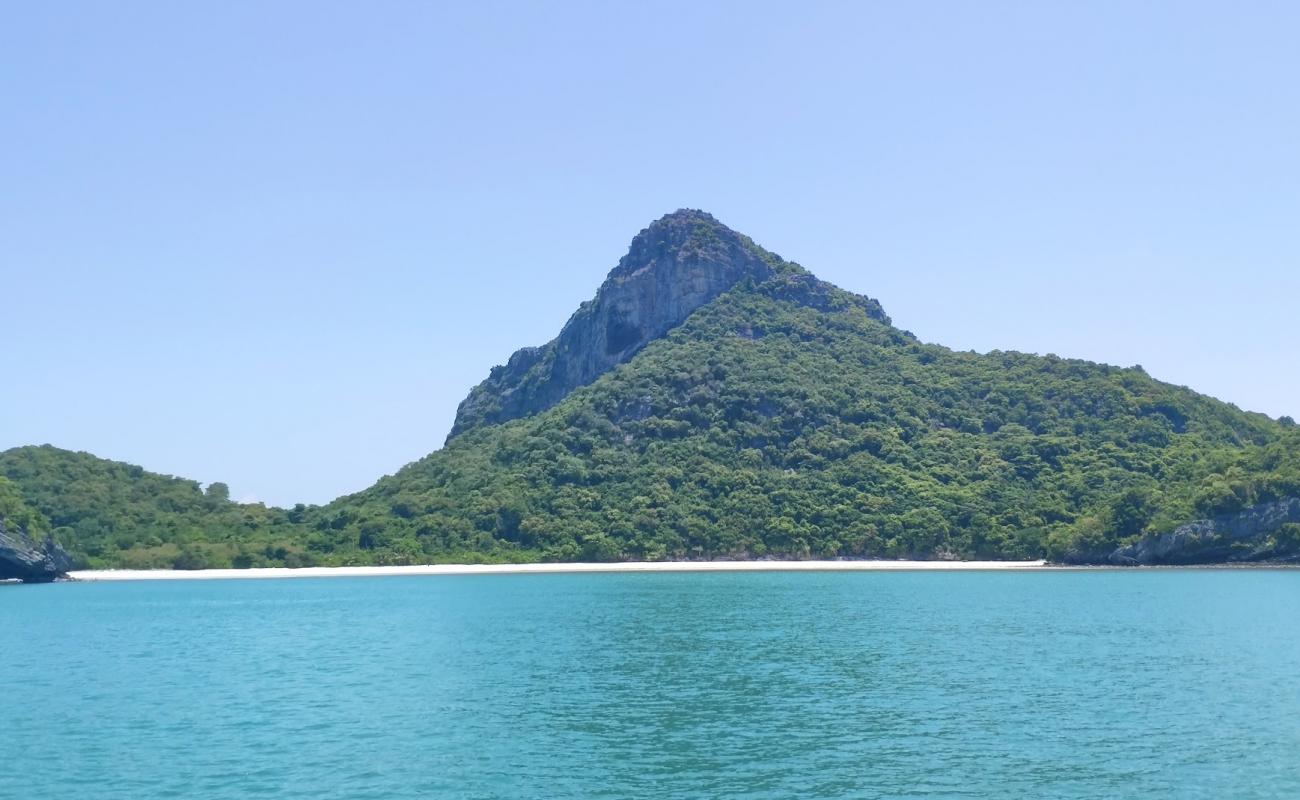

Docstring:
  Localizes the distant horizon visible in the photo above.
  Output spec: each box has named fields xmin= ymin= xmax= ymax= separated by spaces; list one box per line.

xmin=6 ymin=2 xmax=1298 ymax=506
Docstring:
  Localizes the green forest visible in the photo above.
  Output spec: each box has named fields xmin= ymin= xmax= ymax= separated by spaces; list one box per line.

xmin=0 ymin=447 xmax=305 ymax=570
xmin=308 ymin=272 xmax=1300 ymax=565
xmin=4 ymin=266 xmax=1297 ymax=570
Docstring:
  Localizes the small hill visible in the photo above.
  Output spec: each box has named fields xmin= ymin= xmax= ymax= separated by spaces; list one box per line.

xmin=0 ymin=446 xmax=307 ymax=570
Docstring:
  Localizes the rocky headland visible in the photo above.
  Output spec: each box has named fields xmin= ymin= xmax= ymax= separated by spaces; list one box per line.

xmin=0 ymin=518 xmax=73 ymax=583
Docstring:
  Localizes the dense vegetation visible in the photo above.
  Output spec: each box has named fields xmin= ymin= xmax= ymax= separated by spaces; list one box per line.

xmin=4 ymin=216 xmax=1297 ymax=568
xmin=0 ymin=447 xmax=308 ymax=569
xmin=309 ymin=272 xmax=1298 ymax=564
xmin=0 ymin=475 xmax=49 ymax=541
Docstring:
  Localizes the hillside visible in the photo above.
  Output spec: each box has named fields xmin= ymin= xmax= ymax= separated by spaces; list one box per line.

xmin=313 ymin=217 xmax=1298 ymax=563
xmin=0 ymin=446 xmax=306 ymax=570
xmin=3 ymin=210 xmax=1298 ymax=572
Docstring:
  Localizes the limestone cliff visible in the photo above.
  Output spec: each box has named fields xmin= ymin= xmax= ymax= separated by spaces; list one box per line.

xmin=447 ymin=210 xmax=792 ymax=440
xmin=1105 ymin=497 xmax=1300 ymax=565
xmin=1062 ymin=498 xmax=1300 ymax=566
xmin=0 ymin=518 xmax=72 ymax=583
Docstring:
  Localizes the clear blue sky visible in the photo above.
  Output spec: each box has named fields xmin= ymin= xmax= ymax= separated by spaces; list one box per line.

xmin=4 ymin=2 xmax=1297 ymax=507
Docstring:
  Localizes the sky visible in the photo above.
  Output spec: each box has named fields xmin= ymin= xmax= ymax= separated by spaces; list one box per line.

xmin=3 ymin=1 xmax=1297 ymax=507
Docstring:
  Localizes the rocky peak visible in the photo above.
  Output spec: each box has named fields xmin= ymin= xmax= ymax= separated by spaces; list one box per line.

xmin=447 ymin=210 xmax=785 ymax=440
xmin=609 ymin=209 xmax=750 ymax=279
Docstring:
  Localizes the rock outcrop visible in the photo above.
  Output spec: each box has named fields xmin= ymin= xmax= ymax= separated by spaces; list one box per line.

xmin=1087 ymin=498 xmax=1300 ymax=565
xmin=447 ymin=210 xmax=788 ymax=441
xmin=0 ymin=519 xmax=73 ymax=583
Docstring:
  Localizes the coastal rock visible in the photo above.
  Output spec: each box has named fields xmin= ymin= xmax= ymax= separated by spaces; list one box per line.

xmin=447 ymin=210 xmax=782 ymax=440
xmin=0 ymin=519 xmax=73 ymax=583
xmin=1100 ymin=497 xmax=1300 ymax=565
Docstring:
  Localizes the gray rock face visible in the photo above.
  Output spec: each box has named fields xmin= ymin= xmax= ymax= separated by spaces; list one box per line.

xmin=1100 ymin=497 xmax=1300 ymax=565
xmin=447 ymin=210 xmax=784 ymax=440
xmin=0 ymin=519 xmax=73 ymax=583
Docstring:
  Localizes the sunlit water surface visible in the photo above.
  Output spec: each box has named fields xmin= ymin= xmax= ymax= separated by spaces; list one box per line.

xmin=3 ymin=570 xmax=1298 ymax=799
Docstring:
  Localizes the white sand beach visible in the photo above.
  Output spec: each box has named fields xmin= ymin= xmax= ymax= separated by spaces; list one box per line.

xmin=67 ymin=559 xmax=1050 ymax=581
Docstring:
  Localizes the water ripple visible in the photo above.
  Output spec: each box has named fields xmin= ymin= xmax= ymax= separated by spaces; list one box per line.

xmin=2 ymin=571 xmax=1299 ymax=799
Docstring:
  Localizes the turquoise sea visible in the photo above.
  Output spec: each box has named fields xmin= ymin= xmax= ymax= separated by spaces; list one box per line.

xmin=3 ymin=570 xmax=1299 ymax=799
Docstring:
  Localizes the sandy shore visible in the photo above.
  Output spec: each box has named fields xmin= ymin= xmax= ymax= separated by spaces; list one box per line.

xmin=67 ymin=559 xmax=1049 ymax=581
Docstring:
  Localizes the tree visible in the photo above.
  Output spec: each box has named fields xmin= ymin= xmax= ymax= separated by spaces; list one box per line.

xmin=1107 ymin=488 xmax=1154 ymax=538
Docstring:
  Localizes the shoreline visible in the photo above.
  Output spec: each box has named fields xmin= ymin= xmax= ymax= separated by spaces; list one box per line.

xmin=67 ymin=560 xmax=1052 ymax=581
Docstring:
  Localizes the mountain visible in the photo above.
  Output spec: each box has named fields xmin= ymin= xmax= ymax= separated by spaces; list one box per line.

xmin=3 ymin=210 xmax=1298 ymax=575
xmin=312 ymin=211 xmax=1299 ymax=564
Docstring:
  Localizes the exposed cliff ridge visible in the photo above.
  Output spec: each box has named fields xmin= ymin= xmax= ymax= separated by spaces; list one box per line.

xmin=1061 ymin=498 xmax=1300 ymax=565
xmin=447 ymin=210 xmax=815 ymax=440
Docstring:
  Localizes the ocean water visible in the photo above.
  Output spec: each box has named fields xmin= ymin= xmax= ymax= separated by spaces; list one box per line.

xmin=2 ymin=571 xmax=1298 ymax=799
